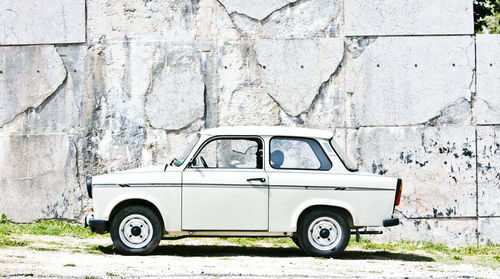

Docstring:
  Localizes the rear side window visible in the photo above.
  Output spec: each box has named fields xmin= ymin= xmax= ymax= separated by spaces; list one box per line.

xmin=269 ymin=137 xmax=332 ymax=170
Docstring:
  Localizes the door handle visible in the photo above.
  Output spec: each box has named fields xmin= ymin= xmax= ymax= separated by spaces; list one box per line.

xmin=247 ymin=177 xmax=266 ymax=183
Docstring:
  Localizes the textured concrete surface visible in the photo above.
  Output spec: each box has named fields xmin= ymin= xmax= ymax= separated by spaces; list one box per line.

xmin=376 ymin=218 xmax=478 ymax=247
xmin=218 ymin=0 xmax=297 ymax=21
xmin=254 ymin=38 xmax=344 ymax=116
xmin=347 ymin=126 xmax=477 ymax=218
xmin=0 ymin=0 xmax=85 ymax=45
xmin=346 ymin=36 xmax=475 ymax=127
xmin=345 ymin=0 xmax=474 ymax=36
xmin=477 ymin=126 xmax=500 ymax=217
xmin=0 ymin=46 xmax=67 ymax=127
xmin=0 ymin=0 xmax=498 ymax=246
xmin=0 ymin=135 xmax=81 ymax=222
xmin=476 ymin=34 xmax=500 ymax=124
xmin=478 ymin=217 xmax=500 ymax=245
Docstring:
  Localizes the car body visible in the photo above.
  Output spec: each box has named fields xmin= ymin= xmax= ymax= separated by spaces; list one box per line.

xmin=85 ymin=126 xmax=402 ymax=256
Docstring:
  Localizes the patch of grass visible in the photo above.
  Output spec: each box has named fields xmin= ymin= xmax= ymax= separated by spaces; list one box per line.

xmin=349 ymin=237 xmax=500 ymax=269
xmin=30 ymin=247 xmax=59 ymax=252
xmin=0 ymin=214 xmax=94 ymax=238
xmin=106 ymin=272 xmax=118 ymax=277
xmin=220 ymin=237 xmax=294 ymax=248
xmin=0 ymin=236 xmax=28 ymax=247
xmin=64 ymin=263 xmax=76 ymax=267
xmin=83 ymin=244 xmax=105 ymax=254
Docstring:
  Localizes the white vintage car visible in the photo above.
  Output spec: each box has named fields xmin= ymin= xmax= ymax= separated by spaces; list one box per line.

xmin=85 ymin=126 xmax=402 ymax=257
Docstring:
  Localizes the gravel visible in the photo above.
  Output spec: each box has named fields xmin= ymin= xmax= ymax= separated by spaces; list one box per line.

xmin=0 ymin=235 xmax=498 ymax=278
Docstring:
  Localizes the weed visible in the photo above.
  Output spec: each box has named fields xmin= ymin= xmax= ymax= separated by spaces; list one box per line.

xmin=64 ymin=263 xmax=76 ymax=267
xmin=453 ymin=255 xmax=463 ymax=260
xmin=106 ymin=272 xmax=118 ymax=276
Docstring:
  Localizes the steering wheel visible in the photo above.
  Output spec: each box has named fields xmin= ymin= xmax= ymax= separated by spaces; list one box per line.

xmin=200 ymin=156 xmax=208 ymax=168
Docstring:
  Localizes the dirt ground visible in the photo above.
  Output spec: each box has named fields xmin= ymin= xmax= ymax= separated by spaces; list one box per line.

xmin=0 ymin=235 xmax=498 ymax=278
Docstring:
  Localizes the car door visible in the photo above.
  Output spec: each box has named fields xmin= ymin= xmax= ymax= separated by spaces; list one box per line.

xmin=182 ymin=137 xmax=269 ymax=231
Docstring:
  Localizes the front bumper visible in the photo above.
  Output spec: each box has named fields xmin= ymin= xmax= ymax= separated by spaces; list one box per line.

xmin=383 ymin=218 xmax=400 ymax=227
xmin=85 ymin=215 xmax=109 ymax=234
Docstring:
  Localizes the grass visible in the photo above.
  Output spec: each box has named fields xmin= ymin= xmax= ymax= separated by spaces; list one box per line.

xmin=348 ymin=236 xmax=500 ymax=269
xmin=0 ymin=214 xmax=498 ymax=269
xmin=0 ymin=214 xmax=95 ymax=238
xmin=30 ymin=247 xmax=59 ymax=252
xmin=221 ymin=237 xmax=294 ymax=248
xmin=0 ymin=236 xmax=28 ymax=247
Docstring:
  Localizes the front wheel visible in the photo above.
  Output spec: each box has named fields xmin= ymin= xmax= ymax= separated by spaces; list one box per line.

xmin=110 ymin=205 xmax=163 ymax=255
xmin=297 ymin=209 xmax=350 ymax=257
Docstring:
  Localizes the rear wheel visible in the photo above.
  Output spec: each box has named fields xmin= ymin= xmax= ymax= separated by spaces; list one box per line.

xmin=297 ymin=209 xmax=350 ymax=257
xmin=110 ymin=205 xmax=162 ymax=255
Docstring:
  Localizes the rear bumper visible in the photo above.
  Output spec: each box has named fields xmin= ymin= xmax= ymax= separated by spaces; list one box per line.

xmin=85 ymin=215 xmax=108 ymax=234
xmin=383 ymin=218 xmax=400 ymax=227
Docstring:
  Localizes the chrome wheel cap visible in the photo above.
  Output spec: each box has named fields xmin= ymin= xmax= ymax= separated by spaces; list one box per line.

xmin=119 ymin=214 xmax=154 ymax=249
xmin=307 ymin=216 xmax=342 ymax=251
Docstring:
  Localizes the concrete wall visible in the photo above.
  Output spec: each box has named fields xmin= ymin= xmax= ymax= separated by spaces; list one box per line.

xmin=0 ymin=0 xmax=498 ymax=246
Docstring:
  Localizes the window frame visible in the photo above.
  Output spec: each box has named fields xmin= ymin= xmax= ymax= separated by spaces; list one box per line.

xmin=187 ymin=136 xmax=265 ymax=170
xmin=268 ymin=136 xmax=332 ymax=171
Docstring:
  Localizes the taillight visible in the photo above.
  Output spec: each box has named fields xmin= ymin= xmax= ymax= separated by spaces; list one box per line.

xmin=394 ymin=178 xmax=403 ymax=206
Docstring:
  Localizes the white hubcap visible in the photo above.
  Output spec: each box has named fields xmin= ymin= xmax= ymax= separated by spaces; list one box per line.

xmin=307 ymin=216 xmax=342 ymax=251
xmin=119 ymin=214 xmax=154 ymax=249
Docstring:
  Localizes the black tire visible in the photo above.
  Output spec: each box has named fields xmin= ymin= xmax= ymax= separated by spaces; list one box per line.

xmin=110 ymin=205 xmax=163 ymax=255
xmin=297 ymin=208 xmax=350 ymax=257
xmin=291 ymin=236 xmax=301 ymax=249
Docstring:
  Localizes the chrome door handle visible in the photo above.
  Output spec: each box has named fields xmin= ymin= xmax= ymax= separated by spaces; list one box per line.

xmin=247 ymin=177 xmax=266 ymax=183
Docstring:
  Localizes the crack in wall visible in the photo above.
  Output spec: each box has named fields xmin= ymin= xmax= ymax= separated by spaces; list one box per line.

xmin=217 ymin=0 xmax=300 ymax=22
xmin=0 ymin=71 xmax=68 ymax=130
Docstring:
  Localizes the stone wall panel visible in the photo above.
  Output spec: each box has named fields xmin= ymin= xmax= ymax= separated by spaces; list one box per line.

xmin=0 ymin=46 xmax=67 ymax=127
xmin=478 ymin=218 xmax=500 ymax=245
xmin=476 ymin=34 xmax=500 ymax=124
xmin=477 ymin=126 xmax=500 ymax=217
xmin=230 ymin=0 xmax=343 ymax=39
xmin=347 ymin=126 xmax=477 ymax=218
xmin=254 ymin=38 xmax=344 ymax=116
xmin=0 ymin=135 xmax=81 ymax=222
xmin=345 ymin=0 xmax=473 ymax=36
xmin=346 ymin=36 xmax=474 ymax=127
xmin=0 ymin=0 xmax=85 ymax=45
xmin=371 ymin=218 xmax=478 ymax=247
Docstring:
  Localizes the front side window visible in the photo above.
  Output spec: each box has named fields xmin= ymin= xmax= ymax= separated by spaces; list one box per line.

xmin=270 ymin=137 xmax=332 ymax=170
xmin=190 ymin=138 xmax=263 ymax=169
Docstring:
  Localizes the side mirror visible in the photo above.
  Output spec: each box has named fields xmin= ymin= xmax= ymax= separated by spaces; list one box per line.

xmin=190 ymin=157 xmax=197 ymax=167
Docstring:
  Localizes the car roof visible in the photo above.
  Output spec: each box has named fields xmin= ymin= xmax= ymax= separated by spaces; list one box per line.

xmin=199 ymin=126 xmax=334 ymax=139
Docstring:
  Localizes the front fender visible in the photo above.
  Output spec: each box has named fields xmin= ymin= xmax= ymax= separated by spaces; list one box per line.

xmin=96 ymin=190 xmax=165 ymax=224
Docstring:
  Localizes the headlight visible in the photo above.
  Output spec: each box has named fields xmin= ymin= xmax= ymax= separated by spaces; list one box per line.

xmin=86 ymin=177 xmax=93 ymax=198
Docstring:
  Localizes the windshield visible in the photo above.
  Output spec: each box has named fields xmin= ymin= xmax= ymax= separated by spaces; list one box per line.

xmin=174 ymin=133 xmax=200 ymax=167
xmin=329 ymin=138 xmax=359 ymax=172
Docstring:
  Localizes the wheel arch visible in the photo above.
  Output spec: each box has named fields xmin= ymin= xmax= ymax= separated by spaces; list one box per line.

xmin=291 ymin=200 xmax=356 ymax=232
xmin=108 ymin=199 xmax=165 ymax=233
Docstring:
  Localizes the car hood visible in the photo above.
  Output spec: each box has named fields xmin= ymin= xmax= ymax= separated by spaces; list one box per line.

xmin=91 ymin=165 xmax=181 ymax=186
